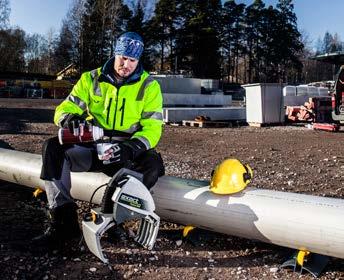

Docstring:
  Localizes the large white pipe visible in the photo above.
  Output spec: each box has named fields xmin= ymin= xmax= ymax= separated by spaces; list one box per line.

xmin=1 ymin=148 xmax=344 ymax=259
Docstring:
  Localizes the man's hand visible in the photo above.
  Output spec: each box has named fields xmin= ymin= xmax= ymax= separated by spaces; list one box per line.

xmin=98 ymin=138 xmax=147 ymax=165
xmin=62 ymin=114 xmax=86 ymax=136
xmin=99 ymin=143 xmax=133 ymax=165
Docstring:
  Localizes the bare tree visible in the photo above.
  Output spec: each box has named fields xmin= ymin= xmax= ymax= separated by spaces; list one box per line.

xmin=44 ymin=28 xmax=57 ymax=74
xmin=106 ymin=0 xmax=128 ymax=56
xmin=25 ymin=33 xmax=48 ymax=73
xmin=95 ymin=0 xmax=124 ymax=59
xmin=66 ymin=0 xmax=86 ymax=72
xmin=0 ymin=0 xmax=10 ymax=30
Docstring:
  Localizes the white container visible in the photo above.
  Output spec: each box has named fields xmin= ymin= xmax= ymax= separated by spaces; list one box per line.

xmin=284 ymin=95 xmax=310 ymax=106
xmin=283 ymin=86 xmax=296 ymax=96
xmin=201 ymin=79 xmax=219 ymax=91
xmin=163 ymin=107 xmax=246 ymax=122
xmin=163 ymin=93 xmax=232 ymax=107
xmin=153 ymin=76 xmax=201 ymax=94
xmin=296 ymin=85 xmax=308 ymax=96
xmin=243 ymin=83 xmax=284 ymax=124
xmin=318 ymin=87 xmax=329 ymax=96
xmin=307 ymin=86 xmax=318 ymax=96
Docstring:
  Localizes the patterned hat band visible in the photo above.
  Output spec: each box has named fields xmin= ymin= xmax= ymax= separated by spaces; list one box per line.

xmin=114 ymin=36 xmax=144 ymax=60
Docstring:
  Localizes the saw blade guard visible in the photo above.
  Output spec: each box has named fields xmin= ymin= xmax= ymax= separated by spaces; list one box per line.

xmin=112 ymin=175 xmax=160 ymax=250
xmin=82 ymin=210 xmax=115 ymax=263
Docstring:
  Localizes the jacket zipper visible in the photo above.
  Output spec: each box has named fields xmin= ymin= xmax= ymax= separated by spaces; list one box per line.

xmin=106 ymin=97 xmax=112 ymax=124
xmin=119 ymin=98 xmax=126 ymax=126
xmin=113 ymin=88 xmax=120 ymax=131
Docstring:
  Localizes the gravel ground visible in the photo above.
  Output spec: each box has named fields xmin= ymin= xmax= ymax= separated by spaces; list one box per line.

xmin=0 ymin=98 xmax=344 ymax=280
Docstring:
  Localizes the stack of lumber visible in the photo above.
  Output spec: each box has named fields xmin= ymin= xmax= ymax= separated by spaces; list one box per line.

xmin=286 ymin=96 xmax=331 ymax=123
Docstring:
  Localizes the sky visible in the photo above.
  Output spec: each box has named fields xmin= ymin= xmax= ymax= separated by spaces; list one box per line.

xmin=237 ymin=0 xmax=344 ymax=45
xmin=9 ymin=0 xmax=73 ymax=35
xmin=8 ymin=0 xmax=344 ymax=47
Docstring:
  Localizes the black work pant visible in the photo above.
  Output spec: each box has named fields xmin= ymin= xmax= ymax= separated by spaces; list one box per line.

xmin=40 ymin=136 xmax=164 ymax=208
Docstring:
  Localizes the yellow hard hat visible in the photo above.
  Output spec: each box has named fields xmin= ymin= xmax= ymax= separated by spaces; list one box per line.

xmin=210 ymin=159 xmax=253 ymax=195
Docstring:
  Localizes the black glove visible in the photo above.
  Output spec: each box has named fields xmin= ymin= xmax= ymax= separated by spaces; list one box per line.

xmin=62 ymin=114 xmax=86 ymax=136
xmin=100 ymin=139 xmax=147 ymax=165
xmin=108 ymin=142 xmax=133 ymax=165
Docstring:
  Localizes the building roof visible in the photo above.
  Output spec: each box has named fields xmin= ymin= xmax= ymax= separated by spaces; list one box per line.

xmin=313 ymin=51 xmax=344 ymax=65
xmin=56 ymin=63 xmax=76 ymax=76
xmin=0 ymin=71 xmax=56 ymax=80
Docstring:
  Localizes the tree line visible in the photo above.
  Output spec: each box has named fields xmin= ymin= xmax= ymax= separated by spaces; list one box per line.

xmin=0 ymin=0 xmax=342 ymax=84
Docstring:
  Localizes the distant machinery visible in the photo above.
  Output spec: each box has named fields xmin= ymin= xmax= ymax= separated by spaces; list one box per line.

xmin=313 ymin=51 xmax=344 ymax=80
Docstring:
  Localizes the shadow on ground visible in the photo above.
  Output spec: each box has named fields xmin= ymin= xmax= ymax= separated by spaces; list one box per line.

xmin=0 ymin=108 xmax=54 ymax=134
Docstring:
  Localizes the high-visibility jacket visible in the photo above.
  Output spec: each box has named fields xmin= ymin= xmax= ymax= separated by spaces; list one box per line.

xmin=54 ymin=68 xmax=163 ymax=149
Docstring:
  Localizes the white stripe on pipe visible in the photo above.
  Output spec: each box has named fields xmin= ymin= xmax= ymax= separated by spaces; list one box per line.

xmin=184 ymin=186 xmax=209 ymax=200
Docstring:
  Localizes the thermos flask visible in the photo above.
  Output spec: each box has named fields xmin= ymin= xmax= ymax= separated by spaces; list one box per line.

xmin=58 ymin=125 xmax=104 ymax=144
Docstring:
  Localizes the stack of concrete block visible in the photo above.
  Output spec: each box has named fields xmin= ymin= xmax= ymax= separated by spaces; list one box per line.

xmin=154 ymin=76 xmax=245 ymax=123
xmin=283 ymin=85 xmax=329 ymax=106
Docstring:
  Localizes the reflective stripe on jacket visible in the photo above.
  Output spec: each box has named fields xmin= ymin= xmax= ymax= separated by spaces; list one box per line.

xmin=54 ymin=68 xmax=163 ymax=149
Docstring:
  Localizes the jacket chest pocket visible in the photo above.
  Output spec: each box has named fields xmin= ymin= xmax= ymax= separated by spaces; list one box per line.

xmin=119 ymin=96 xmax=143 ymax=125
xmin=89 ymin=90 xmax=104 ymax=110
xmin=89 ymin=86 xmax=114 ymax=112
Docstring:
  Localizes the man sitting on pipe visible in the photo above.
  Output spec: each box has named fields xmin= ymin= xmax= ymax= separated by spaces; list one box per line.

xmin=32 ymin=32 xmax=165 ymax=250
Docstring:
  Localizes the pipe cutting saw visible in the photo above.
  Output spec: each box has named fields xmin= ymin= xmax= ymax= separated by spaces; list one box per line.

xmin=82 ymin=168 xmax=160 ymax=263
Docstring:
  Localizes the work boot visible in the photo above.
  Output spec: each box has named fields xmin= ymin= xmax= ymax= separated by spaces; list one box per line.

xmin=59 ymin=202 xmax=81 ymax=240
xmin=31 ymin=202 xmax=81 ymax=251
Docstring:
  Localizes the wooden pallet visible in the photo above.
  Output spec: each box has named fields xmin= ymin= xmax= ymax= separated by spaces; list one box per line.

xmin=182 ymin=120 xmax=233 ymax=128
xmin=164 ymin=122 xmax=182 ymax=126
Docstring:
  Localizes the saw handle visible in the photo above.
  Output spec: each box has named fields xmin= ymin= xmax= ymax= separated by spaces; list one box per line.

xmin=101 ymin=184 xmax=117 ymax=214
xmin=100 ymin=168 xmax=144 ymax=214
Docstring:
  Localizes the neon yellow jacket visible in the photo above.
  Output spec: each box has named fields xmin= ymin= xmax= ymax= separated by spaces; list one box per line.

xmin=54 ymin=68 xmax=163 ymax=149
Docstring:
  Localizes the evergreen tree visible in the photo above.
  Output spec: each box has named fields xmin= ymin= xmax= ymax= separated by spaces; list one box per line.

xmin=316 ymin=32 xmax=343 ymax=55
xmin=0 ymin=28 xmax=26 ymax=72
xmin=275 ymin=0 xmax=303 ymax=83
xmin=125 ymin=1 xmax=155 ymax=69
xmin=48 ymin=0 xmax=311 ymax=82
xmin=147 ymin=0 xmax=178 ymax=72
xmin=323 ymin=32 xmax=332 ymax=53
xmin=244 ymin=0 xmax=265 ymax=82
xmin=81 ymin=0 xmax=111 ymax=70
xmin=222 ymin=0 xmax=245 ymax=82
xmin=108 ymin=2 xmax=131 ymax=57
xmin=315 ymin=37 xmax=323 ymax=55
xmin=259 ymin=5 xmax=281 ymax=82
xmin=54 ymin=20 xmax=75 ymax=72
xmin=176 ymin=0 xmax=222 ymax=78
xmin=80 ymin=0 xmax=130 ymax=71
xmin=126 ymin=1 xmax=145 ymax=35
xmin=332 ymin=33 xmax=343 ymax=52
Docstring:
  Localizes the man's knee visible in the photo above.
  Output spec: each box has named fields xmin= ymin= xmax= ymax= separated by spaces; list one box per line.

xmin=41 ymin=137 xmax=65 ymax=180
xmin=65 ymin=145 xmax=95 ymax=172
xmin=143 ymin=168 xmax=160 ymax=189
xmin=134 ymin=150 xmax=165 ymax=189
xmin=149 ymin=151 xmax=165 ymax=178
xmin=42 ymin=136 xmax=61 ymax=157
